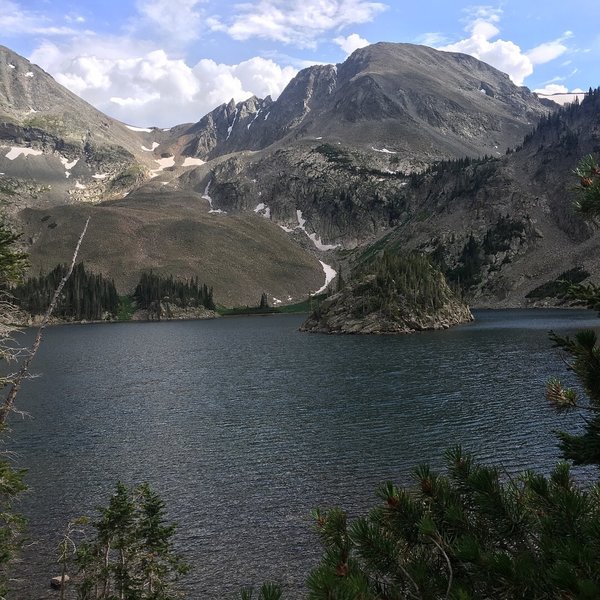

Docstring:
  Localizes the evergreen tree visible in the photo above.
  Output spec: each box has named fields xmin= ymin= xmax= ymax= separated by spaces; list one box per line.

xmin=71 ymin=482 xmax=189 ymax=599
xmin=13 ymin=262 xmax=119 ymax=320
xmin=133 ymin=271 xmax=215 ymax=316
xmin=259 ymin=293 xmax=269 ymax=309
xmin=543 ymin=154 xmax=600 ymax=465
xmin=301 ymin=154 xmax=600 ymax=599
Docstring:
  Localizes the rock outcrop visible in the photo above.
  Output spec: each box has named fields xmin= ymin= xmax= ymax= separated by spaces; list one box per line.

xmin=300 ymin=254 xmax=473 ymax=334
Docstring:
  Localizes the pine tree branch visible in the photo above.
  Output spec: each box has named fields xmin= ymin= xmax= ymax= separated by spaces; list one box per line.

xmin=0 ymin=217 xmax=90 ymax=426
xmin=431 ymin=536 xmax=453 ymax=600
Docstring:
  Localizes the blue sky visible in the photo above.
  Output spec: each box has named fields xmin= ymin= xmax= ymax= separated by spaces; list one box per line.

xmin=1 ymin=0 xmax=598 ymax=127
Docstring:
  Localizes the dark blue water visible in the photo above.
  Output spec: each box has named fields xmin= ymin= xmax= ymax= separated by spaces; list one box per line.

xmin=6 ymin=309 xmax=599 ymax=598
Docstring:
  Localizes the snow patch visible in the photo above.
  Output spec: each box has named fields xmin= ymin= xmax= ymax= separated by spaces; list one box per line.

xmin=264 ymin=112 xmax=270 ymax=121
xmin=182 ymin=157 xmax=205 ymax=167
xmin=479 ymin=88 xmax=487 ymax=94
xmin=5 ymin=147 xmax=43 ymax=160
xmin=372 ymin=146 xmax=397 ymax=154
xmin=313 ymin=261 xmax=337 ymax=295
xmin=25 ymin=71 xmax=34 ymax=78
xmin=254 ymin=203 xmax=271 ymax=219
xmin=272 ymin=297 xmax=282 ymax=305
xmin=296 ymin=210 xmax=340 ymax=251
xmin=8 ymin=64 xmax=15 ymax=69
xmin=60 ymin=156 xmax=79 ymax=178
xmin=126 ymin=125 xmax=152 ymax=132
xmin=247 ymin=109 xmax=261 ymax=129
xmin=28 ymin=107 xmax=37 ymax=114
xmin=60 ymin=157 xmax=79 ymax=170
xmin=74 ymin=181 xmax=86 ymax=190
xmin=202 ymin=180 xmax=226 ymax=214
xmin=92 ymin=173 xmax=109 ymax=179
xmin=226 ymin=109 xmax=238 ymax=141
xmin=279 ymin=224 xmax=295 ymax=233
xmin=141 ymin=142 xmax=159 ymax=152
xmin=149 ymin=156 xmax=175 ymax=178
xmin=315 ymin=136 xmax=323 ymax=140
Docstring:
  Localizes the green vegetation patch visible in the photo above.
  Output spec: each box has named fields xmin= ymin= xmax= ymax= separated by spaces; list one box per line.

xmin=13 ymin=262 xmax=119 ymax=320
xmin=109 ymin=163 xmax=147 ymax=189
xmin=352 ymin=252 xmax=454 ymax=318
xmin=313 ymin=143 xmax=353 ymax=165
xmin=23 ymin=114 xmax=68 ymax=135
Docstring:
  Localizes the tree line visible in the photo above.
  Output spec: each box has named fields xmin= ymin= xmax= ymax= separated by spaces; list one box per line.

xmin=12 ymin=266 xmax=216 ymax=320
xmin=133 ymin=271 xmax=215 ymax=312
xmin=12 ymin=262 xmax=119 ymax=321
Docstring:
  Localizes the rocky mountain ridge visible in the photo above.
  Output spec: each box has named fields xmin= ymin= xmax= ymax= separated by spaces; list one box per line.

xmin=167 ymin=43 xmax=549 ymax=171
xmin=2 ymin=41 xmax=596 ymax=308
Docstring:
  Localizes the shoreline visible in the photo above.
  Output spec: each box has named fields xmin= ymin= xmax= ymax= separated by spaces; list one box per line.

xmin=16 ymin=305 xmax=595 ymax=329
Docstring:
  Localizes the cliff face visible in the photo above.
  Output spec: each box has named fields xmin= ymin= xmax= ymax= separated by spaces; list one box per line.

xmin=300 ymin=254 xmax=473 ymax=334
xmin=173 ymin=43 xmax=548 ymax=170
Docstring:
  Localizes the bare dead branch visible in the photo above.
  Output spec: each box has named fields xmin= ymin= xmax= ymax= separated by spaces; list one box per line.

xmin=0 ymin=217 xmax=90 ymax=426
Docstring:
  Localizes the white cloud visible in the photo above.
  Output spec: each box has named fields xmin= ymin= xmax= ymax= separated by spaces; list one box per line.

xmin=527 ymin=32 xmax=572 ymax=65
xmin=416 ymin=32 xmax=451 ymax=47
xmin=224 ymin=0 xmax=387 ymax=48
xmin=439 ymin=9 xmax=532 ymax=85
xmin=334 ymin=33 xmax=370 ymax=55
xmin=30 ymin=38 xmax=297 ymax=127
xmin=438 ymin=7 xmax=572 ymax=87
xmin=65 ymin=14 xmax=86 ymax=24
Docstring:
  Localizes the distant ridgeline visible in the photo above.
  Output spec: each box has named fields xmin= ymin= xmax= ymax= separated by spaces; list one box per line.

xmin=13 ymin=265 xmax=216 ymax=321
xmin=301 ymin=252 xmax=473 ymax=334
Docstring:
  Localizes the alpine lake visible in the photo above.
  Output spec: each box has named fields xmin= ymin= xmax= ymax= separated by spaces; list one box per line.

xmin=7 ymin=309 xmax=599 ymax=598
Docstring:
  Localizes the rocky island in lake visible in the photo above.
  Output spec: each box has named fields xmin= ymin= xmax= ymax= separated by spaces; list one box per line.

xmin=301 ymin=253 xmax=473 ymax=334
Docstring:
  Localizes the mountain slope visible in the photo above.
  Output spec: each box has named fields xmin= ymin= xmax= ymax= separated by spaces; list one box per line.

xmin=0 ymin=44 xmax=177 ymax=208
xmin=0 ymin=42 xmax=575 ymax=308
xmin=364 ymin=90 xmax=600 ymax=306
xmin=173 ymin=43 xmax=549 ymax=170
xmin=15 ymin=186 xmax=327 ymax=307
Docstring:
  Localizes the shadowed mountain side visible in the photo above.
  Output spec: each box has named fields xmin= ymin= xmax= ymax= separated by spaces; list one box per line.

xmin=367 ymin=91 xmax=600 ymax=306
xmin=16 ymin=190 xmax=325 ymax=307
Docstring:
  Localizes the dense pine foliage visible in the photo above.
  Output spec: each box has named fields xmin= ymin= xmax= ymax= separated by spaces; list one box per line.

xmin=62 ymin=483 xmax=188 ymax=599
xmin=352 ymin=252 xmax=455 ymax=317
xmin=133 ymin=271 xmax=215 ymax=312
xmin=13 ymin=262 xmax=118 ymax=320
xmin=308 ymin=449 xmax=600 ymax=600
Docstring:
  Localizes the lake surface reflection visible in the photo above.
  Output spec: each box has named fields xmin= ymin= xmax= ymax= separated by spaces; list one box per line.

xmin=8 ymin=309 xmax=599 ymax=598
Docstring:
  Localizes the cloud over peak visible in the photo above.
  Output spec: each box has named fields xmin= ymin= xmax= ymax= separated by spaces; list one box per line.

xmin=32 ymin=39 xmax=297 ymax=127
xmin=218 ymin=0 xmax=386 ymax=48
xmin=439 ymin=7 xmax=570 ymax=86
